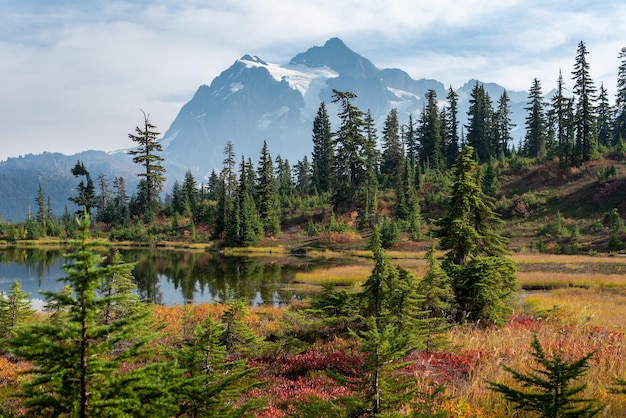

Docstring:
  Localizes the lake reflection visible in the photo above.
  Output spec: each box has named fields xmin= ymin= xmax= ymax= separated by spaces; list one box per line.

xmin=0 ymin=247 xmax=318 ymax=306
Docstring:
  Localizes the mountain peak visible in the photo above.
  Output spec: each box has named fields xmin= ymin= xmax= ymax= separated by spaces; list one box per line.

xmin=240 ymin=54 xmax=268 ymax=65
xmin=288 ymin=37 xmax=378 ymax=79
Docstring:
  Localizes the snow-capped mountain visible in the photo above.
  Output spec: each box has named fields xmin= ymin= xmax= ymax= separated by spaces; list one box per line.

xmin=161 ymin=38 xmax=465 ymax=179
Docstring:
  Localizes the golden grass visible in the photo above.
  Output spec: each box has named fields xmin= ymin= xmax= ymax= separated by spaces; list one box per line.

xmin=518 ymin=271 xmax=626 ymax=290
xmin=446 ymin=317 xmax=626 ymax=417
xmin=293 ymin=264 xmax=372 ymax=287
xmin=512 ymin=253 xmax=626 ymax=264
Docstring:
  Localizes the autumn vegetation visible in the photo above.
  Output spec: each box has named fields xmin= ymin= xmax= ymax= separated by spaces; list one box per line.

xmin=2 ymin=41 xmax=626 ymax=416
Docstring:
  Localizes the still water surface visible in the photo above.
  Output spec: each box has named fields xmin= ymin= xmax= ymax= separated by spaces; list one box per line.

xmin=0 ymin=247 xmax=327 ymax=308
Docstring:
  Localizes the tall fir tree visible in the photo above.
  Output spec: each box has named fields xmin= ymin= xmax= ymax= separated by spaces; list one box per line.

xmin=69 ymin=161 xmax=98 ymax=217
xmin=614 ymin=47 xmax=626 ymax=144
xmin=445 ymin=85 xmax=461 ymax=167
xmin=596 ymin=83 xmax=613 ymax=148
xmin=311 ymin=102 xmax=334 ymax=194
xmin=524 ymin=78 xmax=548 ymax=158
xmin=419 ymin=89 xmax=445 ymax=170
xmin=256 ymin=140 xmax=281 ymax=237
xmin=127 ymin=111 xmax=166 ymax=215
xmin=181 ymin=170 xmax=198 ymax=219
xmin=494 ymin=89 xmax=514 ymax=158
xmin=432 ymin=146 xmax=516 ymax=324
xmin=362 ymin=110 xmax=380 ymax=226
xmin=550 ymin=70 xmax=574 ymax=166
xmin=380 ymin=108 xmax=403 ymax=188
xmin=0 ymin=281 xmax=33 ymax=337
xmin=572 ymin=40 xmax=598 ymax=164
xmin=465 ymin=83 xmax=494 ymax=163
xmin=331 ymin=89 xmax=367 ymax=212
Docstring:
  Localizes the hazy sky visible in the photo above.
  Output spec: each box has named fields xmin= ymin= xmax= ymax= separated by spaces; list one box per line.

xmin=1 ymin=0 xmax=625 ymax=161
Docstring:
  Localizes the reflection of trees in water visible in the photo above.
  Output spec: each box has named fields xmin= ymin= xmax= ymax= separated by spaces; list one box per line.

xmin=0 ymin=247 xmax=64 ymax=287
xmin=121 ymin=251 xmax=296 ymax=305
xmin=1 ymin=248 xmax=316 ymax=306
xmin=118 ymin=250 xmax=163 ymax=304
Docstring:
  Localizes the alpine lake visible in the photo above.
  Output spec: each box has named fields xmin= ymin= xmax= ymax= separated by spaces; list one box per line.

xmin=0 ymin=245 xmax=377 ymax=309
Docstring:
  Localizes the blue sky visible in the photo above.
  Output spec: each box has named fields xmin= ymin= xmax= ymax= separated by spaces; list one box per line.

xmin=1 ymin=0 xmax=625 ymax=161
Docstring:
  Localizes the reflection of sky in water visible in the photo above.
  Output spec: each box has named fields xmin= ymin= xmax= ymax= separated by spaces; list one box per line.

xmin=0 ymin=251 xmax=310 ymax=308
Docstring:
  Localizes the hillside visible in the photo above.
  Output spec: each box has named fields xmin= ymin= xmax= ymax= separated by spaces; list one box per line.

xmin=494 ymin=158 xmax=626 ymax=253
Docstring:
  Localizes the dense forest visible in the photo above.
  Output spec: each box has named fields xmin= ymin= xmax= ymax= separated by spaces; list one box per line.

xmin=1 ymin=40 xmax=626 ymax=416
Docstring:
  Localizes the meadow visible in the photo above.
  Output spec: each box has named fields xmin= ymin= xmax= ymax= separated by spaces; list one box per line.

xmin=2 ymin=252 xmax=626 ymax=416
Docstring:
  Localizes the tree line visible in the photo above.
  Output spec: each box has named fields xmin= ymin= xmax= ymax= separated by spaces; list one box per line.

xmin=3 ymin=40 xmax=626 ymax=245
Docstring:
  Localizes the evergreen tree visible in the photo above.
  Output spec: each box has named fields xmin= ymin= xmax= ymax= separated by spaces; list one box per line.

xmin=489 ymin=334 xmax=603 ymax=417
xmin=275 ymin=155 xmax=294 ymax=198
xmin=0 ymin=281 xmax=33 ymax=337
xmin=405 ymin=113 xmax=420 ymax=176
xmin=169 ymin=314 xmax=258 ymax=417
xmin=36 ymin=183 xmax=47 ymax=227
xmin=69 ymin=160 xmax=98 ymax=217
xmin=4 ymin=214 xmax=173 ymax=417
xmin=551 ymin=70 xmax=573 ymax=166
xmin=466 ymin=83 xmax=494 ymax=162
xmin=614 ymin=47 xmax=626 ymax=144
xmin=419 ymin=89 xmax=445 ymax=170
xmin=432 ymin=146 xmax=516 ymax=324
xmin=524 ymin=78 xmax=548 ymax=158
xmin=362 ymin=110 xmax=380 ymax=226
xmin=331 ymin=90 xmax=367 ymax=211
xmin=596 ymin=83 xmax=613 ymax=148
xmin=416 ymin=246 xmax=453 ymax=352
xmin=572 ymin=40 xmax=598 ymax=164
xmin=380 ymin=108 xmax=403 ymax=188
xmin=235 ymin=156 xmax=262 ymax=246
xmin=181 ymin=170 xmax=198 ymax=218
xmin=445 ymin=86 xmax=461 ymax=167
xmin=127 ymin=111 xmax=166 ymax=214
xmin=294 ymin=156 xmax=312 ymax=195
xmin=311 ymin=102 xmax=334 ymax=194
xmin=99 ymin=250 xmax=143 ymax=326
xmin=256 ymin=140 xmax=281 ymax=237
xmin=433 ymin=146 xmax=508 ymax=266
xmin=494 ymin=89 xmax=514 ymax=158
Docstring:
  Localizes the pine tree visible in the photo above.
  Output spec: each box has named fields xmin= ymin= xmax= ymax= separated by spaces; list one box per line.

xmin=128 ymin=111 xmax=166 ymax=215
xmin=432 ymin=146 xmax=516 ymax=324
xmin=433 ymin=146 xmax=508 ymax=266
xmin=524 ymin=78 xmax=548 ymax=158
xmin=294 ymin=156 xmax=312 ymax=195
xmin=0 ymin=281 xmax=33 ymax=337
xmin=362 ymin=110 xmax=380 ymax=226
xmin=466 ymin=83 xmax=494 ymax=162
xmin=35 ymin=184 xmax=47 ymax=228
xmin=311 ymin=102 xmax=334 ymax=194
xmin=69 ymin=160 xmax=98 ymax=217
xmin=169 ymin=314 xmax=258 ymax=417
xmin=181 ymin=170 xmax=198 ymax=218
xmin=596 ymin=83 xmax=613 ymax=148
xmin=256 ymin=140 xmax=281 ymax=237
xmin=331 ymin=89 xmax=367 ymax=211
xmin=445 ymin=86 xmax=461 ymax=167
xmin=4 ymin=214 xmax=174 ymax=417
xmin=494 ymin=89 xmax=514 ymax=158
xmin=614 ymin=47 xmax=626 ymax=144
xmin=380 ymin=108 xmax=403 ymax=188
xmin=572 ymin=40 xmax=598 ymax=164
xmin=236 ymin=156 xmax=262 ymax=246
xmin=551 ymin=70 xmax=574 ymax=166
xmin=419 ymin=89 xmax=445 ymax=170
xmin=489 ymin=334 xmax=603 ymax=417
